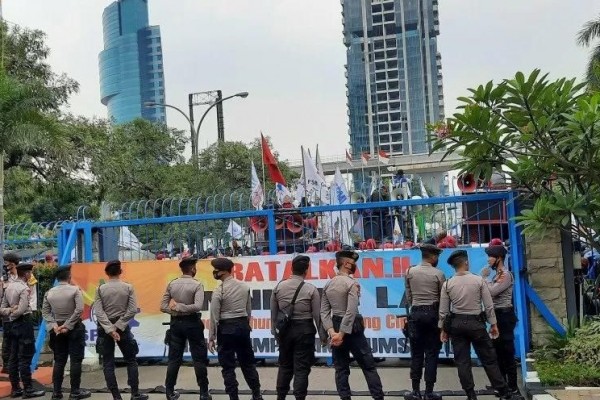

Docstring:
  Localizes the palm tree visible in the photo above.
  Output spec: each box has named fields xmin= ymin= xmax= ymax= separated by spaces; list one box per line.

xmin=0 ymin=70 xmax=63 ymax=260
xmin=577 ymin=16 xmax=600 ymax=90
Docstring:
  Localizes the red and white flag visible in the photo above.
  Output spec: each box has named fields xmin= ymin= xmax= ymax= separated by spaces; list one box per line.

xmin=361 ymin=152 xmax=371 ymax=166
xmin=378 ymin=149 xmax=390 ymax=165
xmin=345 ymin=150 xmax=353 ymax=167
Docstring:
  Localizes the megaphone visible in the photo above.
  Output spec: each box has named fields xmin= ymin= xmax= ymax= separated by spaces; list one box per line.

xmin=286 ymin=214 xmax=304 ymax=233
xmin=275 ymin=216 xmax=285 ymax=230
xmin=391 ymin=187 xmax=409 ymax=200
xmin=350 ymin=192 xmax=367 ymax=204
xmin=249 ymin=216 xmax=267 ymax=233
xmin=457 ymin=173 xmax=479 ymax=193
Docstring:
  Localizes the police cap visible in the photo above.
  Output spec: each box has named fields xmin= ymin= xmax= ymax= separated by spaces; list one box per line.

xmin=485 ymin=245 xmax=507 ymax=258
xmin=179 ymin=257 xmax=197 ymax=270
xmin=420 ymin=244 xmax=442 ymax=256
xmin=16 ymin=262 xmax=34 ymax=273
xmin=335 ymin=250 xmax=359 ymax=262
xmin=292 ymin=255 xmax=310 ymax=273
xmin=3 ymin=253 xmax=20 ymax=265
xmin=211 ymin=257 xmax=234 ymax=271
xmin=447 ymin=250 xmax=468 ymax=268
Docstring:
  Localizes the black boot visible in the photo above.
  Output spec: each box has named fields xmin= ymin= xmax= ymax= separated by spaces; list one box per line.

xmin=69 ymin=389 xmax=91 ymax=400
xmin=11 ymin=388 xmax=24 ymax=398
xmin=166 ymin=391 xmax=180 ymax=400
xmin=22 ymin=389 xmax=45 ymax=399
xmin=465 ymin=390 xmax=478 ymax=400
xmin=51 ymin=392 xmax=63 ymax=400
xmin=131 ymin=393 xmax=149 ymax=400
xmin=199 ymin=392 xmax=212 ymax=400
xmin=404 ymin=391 xmax=422 ymax=400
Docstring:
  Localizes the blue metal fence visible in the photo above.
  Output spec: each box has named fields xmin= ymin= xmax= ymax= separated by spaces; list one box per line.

xmin=26 ymin=190 xmax=568 ymax=386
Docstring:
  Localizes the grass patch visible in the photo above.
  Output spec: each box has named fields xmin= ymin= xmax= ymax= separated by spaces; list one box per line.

xmin=536 ymin=360 xmax=600 ymax=386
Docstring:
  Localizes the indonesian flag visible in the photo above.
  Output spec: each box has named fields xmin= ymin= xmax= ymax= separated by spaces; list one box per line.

xmin=345 ymin=150 xmax=353 ymax=167
xmin=378 ymin=149 xmax=390 ymax=165
xmin=260 ymin=133 xmax=286 ymax=185
xmin=361 ymin=152 xmax=371 ymax=166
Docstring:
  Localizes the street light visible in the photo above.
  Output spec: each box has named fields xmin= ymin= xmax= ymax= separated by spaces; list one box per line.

xmin=145 ymin=91 xmax=248 ymax=166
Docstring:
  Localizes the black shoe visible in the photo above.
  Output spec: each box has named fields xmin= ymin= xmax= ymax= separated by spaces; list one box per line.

xmin=404 ymin=391 xmax=422 ymax=400
xmin=424 ymin=392 xmax=442 ymax=400
xmin=69 ymin=389 xmax=91 ymax=400
xmin=11 ymin=389 xmax=24 ymax=398
xmin=166 ymin=391 xmax=180 ymax=400
xmin=131 ymin=394 xmax=149 ymax=400
xmin=251 ymin=396 xmax=264 ymax=400
xmin=199 ymin=394 xmax=212 ymax=400
xmin=23 ymin=390 xmax=45 ymax=399
xmin=51 ymin=393 xmax=63 ymax=400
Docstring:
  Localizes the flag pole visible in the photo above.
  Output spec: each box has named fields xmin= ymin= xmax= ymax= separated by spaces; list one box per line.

xmin=260 ymin=132 xmax=267 ymax=202
xmin=301 ymin=145 xmax=308 ymax=206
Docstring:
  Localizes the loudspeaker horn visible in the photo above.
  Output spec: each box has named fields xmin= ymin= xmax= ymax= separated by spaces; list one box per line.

xmin=249 ymin=216 xmax=267 ymax=233
xmin=457 ymin=173 xmax=479 ymax=193
xmin=286 ymin=214 xmax=304 ymax=233
xmin=391 ymin=187 xmax=409 ymax=200
xmin=350 ymin=192 xmax=367 ymax=204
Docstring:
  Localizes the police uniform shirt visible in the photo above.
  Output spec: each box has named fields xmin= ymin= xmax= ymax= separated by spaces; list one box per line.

xmin=405 ymin=262 xmax=446 ymax=306
xmin=486 ymin=271 xmax=514 ymax=309
xmin=438 ymin=272 xmax=497 ymax=328
xmin=1 ymin=280 xmax=31 ymax=321
xmin=320 ymin=274 xmax=359 ymax=335
xmin=209 ymin=276 xmax=252 ymax=340
xmin=41 ymin=282 xmax=84 ymax=330
xmin=160 ymin=275 xmax=204 ymax=316
xmin=270 ymin=275 xmax=321 ymax=334
xmin=93 ymin=278 xmax=138 ymax=334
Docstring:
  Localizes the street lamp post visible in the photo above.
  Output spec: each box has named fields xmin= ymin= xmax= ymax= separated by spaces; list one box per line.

xmin=145 ymin=91 xmax=248 ymax=167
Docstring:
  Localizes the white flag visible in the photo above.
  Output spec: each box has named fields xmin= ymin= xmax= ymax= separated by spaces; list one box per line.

xmin=226 ymin=220 xmax=243 ymax=239
xmin=315 ymin=145 xmax=326 ymax=181
xmin=251 ymin=161 xmax=264 ymax=210
xmin=419 ymin=178 xmax=429 ymax=199
xmin=393 ymin=217 xmax=403 ymax=244
xmin=276 ymin=182 xmax=293 ymax=205
xmin=301 ymin=146 xmax=328 ymax=204
xmin=330 ymin=167 xmax=354 ymax=246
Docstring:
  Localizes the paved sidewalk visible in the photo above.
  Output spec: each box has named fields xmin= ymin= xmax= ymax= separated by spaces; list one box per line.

xmin=63 ymin=361 xmax=499 ymax=399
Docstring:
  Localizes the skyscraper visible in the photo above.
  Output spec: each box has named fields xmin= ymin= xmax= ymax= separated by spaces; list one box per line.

xmin=343 ymin=0 xmax=444 ymax=158
xmin=99 ymin=0 xmax=166 ymax=124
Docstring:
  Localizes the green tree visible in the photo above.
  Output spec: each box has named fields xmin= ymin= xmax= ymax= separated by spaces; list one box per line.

xmin=578 ymin=15 xmax=600 ymax=91
xmin=431 ymin=70 xmax=600 ymax=246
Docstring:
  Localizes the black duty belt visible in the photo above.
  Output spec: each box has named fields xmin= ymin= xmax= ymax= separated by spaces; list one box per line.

xmin=411 ymin=303 xmax=439 ymax=312
xmin=290 ymin=319 xmax=314 ymax=324
xmin=220 ymin=316 xmax=248 ymax=324
xmin=451 ymin=313 xmax=483 ymax=321
xmin=12 ymin=314 xmax=32 ymax=323
xmin=494 ymin=307 xmax=514 ymax=314
xmin=56 ymin=319 xmax=83 ymax=326
xmin=171 ymin=314 xmax=201 ymax=321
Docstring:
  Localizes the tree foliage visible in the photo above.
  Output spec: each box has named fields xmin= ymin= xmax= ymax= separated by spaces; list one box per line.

xmin=578 ymin=15 xmax=600 ymax=91
xmin=431 ymin=70 xmax=600 ymax=246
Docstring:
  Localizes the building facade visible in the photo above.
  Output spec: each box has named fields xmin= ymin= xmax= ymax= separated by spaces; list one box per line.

xmin=99 ymin=0 xmax=166 ymax=124
xmin=343 ymin=0 xmax=444 ymax=158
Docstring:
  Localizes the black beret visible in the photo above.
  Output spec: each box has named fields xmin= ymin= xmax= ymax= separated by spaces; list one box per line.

xmin=211 ymin=257 xmax=234 ymax=271
xmin=179 ymin=257 xmax=198 ymax=269
xmin=336 ymin=250 xmax=359 ymax=261
xmin=447 ymin=250 xmax=468 ymax=267
xmin=420 ymin=244 xmax=442 ymax=255
xmin=16 ymin=262 xmax=34 ymax=272
xmin=485 ymin=245 xmax=507 ymax=258
xmin=292 ymin=255 xmax=310 ymax=270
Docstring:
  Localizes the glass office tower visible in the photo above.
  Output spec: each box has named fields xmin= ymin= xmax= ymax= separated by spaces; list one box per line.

xmin=99 ymin=0 xmax=166 ymax=124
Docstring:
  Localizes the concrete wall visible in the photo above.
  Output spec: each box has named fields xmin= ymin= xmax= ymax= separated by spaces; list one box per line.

xmin=525 ymin=230 xmax=568 ymax=346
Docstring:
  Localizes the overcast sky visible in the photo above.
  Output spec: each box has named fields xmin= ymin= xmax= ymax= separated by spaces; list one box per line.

xmin=3 ymin=0 xmax=598 ymax=162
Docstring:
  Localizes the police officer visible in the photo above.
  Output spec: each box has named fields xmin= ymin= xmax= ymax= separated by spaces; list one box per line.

xmin=41 ymin=265 xmax=91 ymax=400
xmin=320 ymin=250 xmax=384 ymax=400
xmin=93 ymin=260 xmax=148 ymax=400
xmin=403 ymin=244 xmax=445 ymax=400
xmin=160 ymin=257 xmax=211 ymax=400
xmin=208 ymin=258 xmax=263 ymax=400
xmin=1 ymin=252 xmax=20 ymax=374
xmin=438 ymin=250 xmax=512 ymax=400
xmin=270 ymin=255 xmax=322 ymax=400
xmin=482 ymin=245 xmax=520 ymax=398
xmin=1 ymin=262 xmax=45 ymax=398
